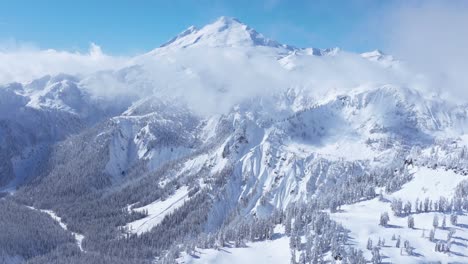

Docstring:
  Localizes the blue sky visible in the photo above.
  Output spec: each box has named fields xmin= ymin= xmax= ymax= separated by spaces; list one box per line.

xmin=0 ymin=0 xmax=397 ymax=54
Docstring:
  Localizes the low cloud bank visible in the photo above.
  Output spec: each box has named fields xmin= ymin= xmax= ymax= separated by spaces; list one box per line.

xmin=381 ymin=1 xmax=468 ymax=102
xmin=0 ymin=42 xmax=128 ymax=85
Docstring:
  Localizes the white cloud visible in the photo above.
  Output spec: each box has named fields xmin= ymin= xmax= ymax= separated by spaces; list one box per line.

xmin=380 ymin=1 xmax=468 ymax=102
xmin=3 ymin=5 xmax=468 ymax=116
xmin=0 ymin=41 xmax=128 ymax=85
xmin=0 ymin=39 xmax=415 ymax=115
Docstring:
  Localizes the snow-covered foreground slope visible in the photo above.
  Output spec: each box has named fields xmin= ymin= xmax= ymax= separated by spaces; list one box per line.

xmin=391 ymin=167 xmax=466 ymax=201
xmin=179 ymin=226 xmax=290 ymax=264
xmin=331 ymin=166 xmax=468 ymax=263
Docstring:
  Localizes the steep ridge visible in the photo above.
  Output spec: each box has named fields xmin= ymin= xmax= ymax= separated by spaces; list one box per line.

xmin=0 ymin=74 xmax=129 ymax=190
xmin=158 ymin=16 xmax=290 ymax=50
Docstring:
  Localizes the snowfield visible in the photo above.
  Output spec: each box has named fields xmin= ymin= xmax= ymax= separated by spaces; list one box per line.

xmin=179 ymin=226 xmax=290 ymax=264
xmin=392 ymin=167 xmax=466 ymax=201
xmin=126 ymin=186 xmax=190 ymax=235
xmin=331 ymin=166 xmax=468 ymax=263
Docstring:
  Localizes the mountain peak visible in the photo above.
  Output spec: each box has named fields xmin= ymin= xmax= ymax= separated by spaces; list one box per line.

xmin=215 ymin=16 xmax=242 ymax=24
xmin=158 ymin=16 xmax=291 ymax=50
xmin=361 ymin=49 xmax=386 ymax=60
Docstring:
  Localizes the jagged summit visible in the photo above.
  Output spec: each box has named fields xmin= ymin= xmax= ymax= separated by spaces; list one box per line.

xmin=158 ymin=16 xmax=291 ymax=50
xmin=361 ymin=49 xmax=392 ymax=60
xmin=212 ymin=16 xmax=243 ymax=27
xmin=361 ymin=49 xmax=397 ymax=67
xmin=160 ymin=25 xmax=198 ymax=48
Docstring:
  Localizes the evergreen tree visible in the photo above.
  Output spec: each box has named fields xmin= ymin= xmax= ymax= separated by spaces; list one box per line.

xmin=424 ymin=198 xmax=430 ymax=212
xmin=447 ymin=229 xmax=455 ymax=241
xmin=391 ymin=199 xmax=403 ymax=216
xmin=429 ymin=229 xmax=435 ymax=242
xmin=290 ymin=249 xmax=297 ymax=264
xmin=404 ymin=201 xmax=412 ymax=215
xmin=433 ymin=215 xmax=439 ymax=228
xmin=371 ymin=247 xmax=382 ymax=264
xmin=379 ymin=212 xmax=390 ymax=226
xmin=366 ymin=238 xmax=373 ymax=250
xmin=450 ymin=214 xmax=458 ymax=225
xmin=407 ymin=215 xmax=415 ymax=229
xmin=285 ymin=215 xmax=292 ymax=236
xmin=298 ymin=251 xmax=306 ymax=264
xmin=405 ymin=240 xmax=413 ymax=255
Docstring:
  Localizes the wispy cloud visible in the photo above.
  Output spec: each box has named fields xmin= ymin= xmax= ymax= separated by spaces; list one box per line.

xmin=264 ymin=22 xmax=323 ymax=48
xmin=377 ymin=0 xmax=468 ymax=101
xmin=0 ymin=40 xmax=128 ymax=85
xmin=262 ymin=0 xmax=282 ymax=11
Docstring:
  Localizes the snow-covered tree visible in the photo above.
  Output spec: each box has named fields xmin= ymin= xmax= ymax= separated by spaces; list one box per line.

xmin=285 ymin=214 xmax=292 ymax=236
xmin=371 ymin=247 xmax=382 ymax=264
xmin=367 ymin=238 xmax=373 ymax=250
xmin=424 ymin=198 xmax=430 ymax=212
xmin=290 ymin=249 xmax=297 ymax=264
xmin=407 ymin=215 xmax=415 ymax=229
xmin=391 ymin=199 xmax=403 ymax=216
xmin=298 ymin=251 xmax=306 ymax=264
xmin=447 ymin=241 xmax=452 ymax=253
xmin=379 ymin=212 xmax=390 ymax=226
xmin=433 ymin=215 xmax=439 ymax=228
xmin=404 ymin=201 xmax=412 ymax=214
xmin=404 ymin=240 xmax=413 ymax=255
xmin=450 ymin=214 xmax=458 ymax=225
xmin=216 ymin=232 xmax=225 ymax=249
xmin=429 ymin=229 xmax=435 ymax=242
xmin=415 ymin=198 xmax=421 ymax=213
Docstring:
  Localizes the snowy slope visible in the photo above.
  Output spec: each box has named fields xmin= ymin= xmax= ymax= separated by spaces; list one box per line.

xmin=159 ymin=16 xmax=290 ymax=50
xmin=178 ymin=226 xmax=290 ymax=264
xmin=179 ymin=237 xmax=290 ymax=264
xmin=126 ymin=186 xmax=190 ymax=235
xmin=0 ymin=74 xmax=127 ymax=189
xmin=331 ymin=166 xmax=468 ymax=263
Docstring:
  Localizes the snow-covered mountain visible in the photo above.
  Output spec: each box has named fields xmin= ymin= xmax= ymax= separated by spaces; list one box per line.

xmin=0 ymin=74 xmax=129 ymax=190
xmin=159 ymin=16 xmax=290 ymax=50
xmin=1 ymin=17 xmax=468 ymax=264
